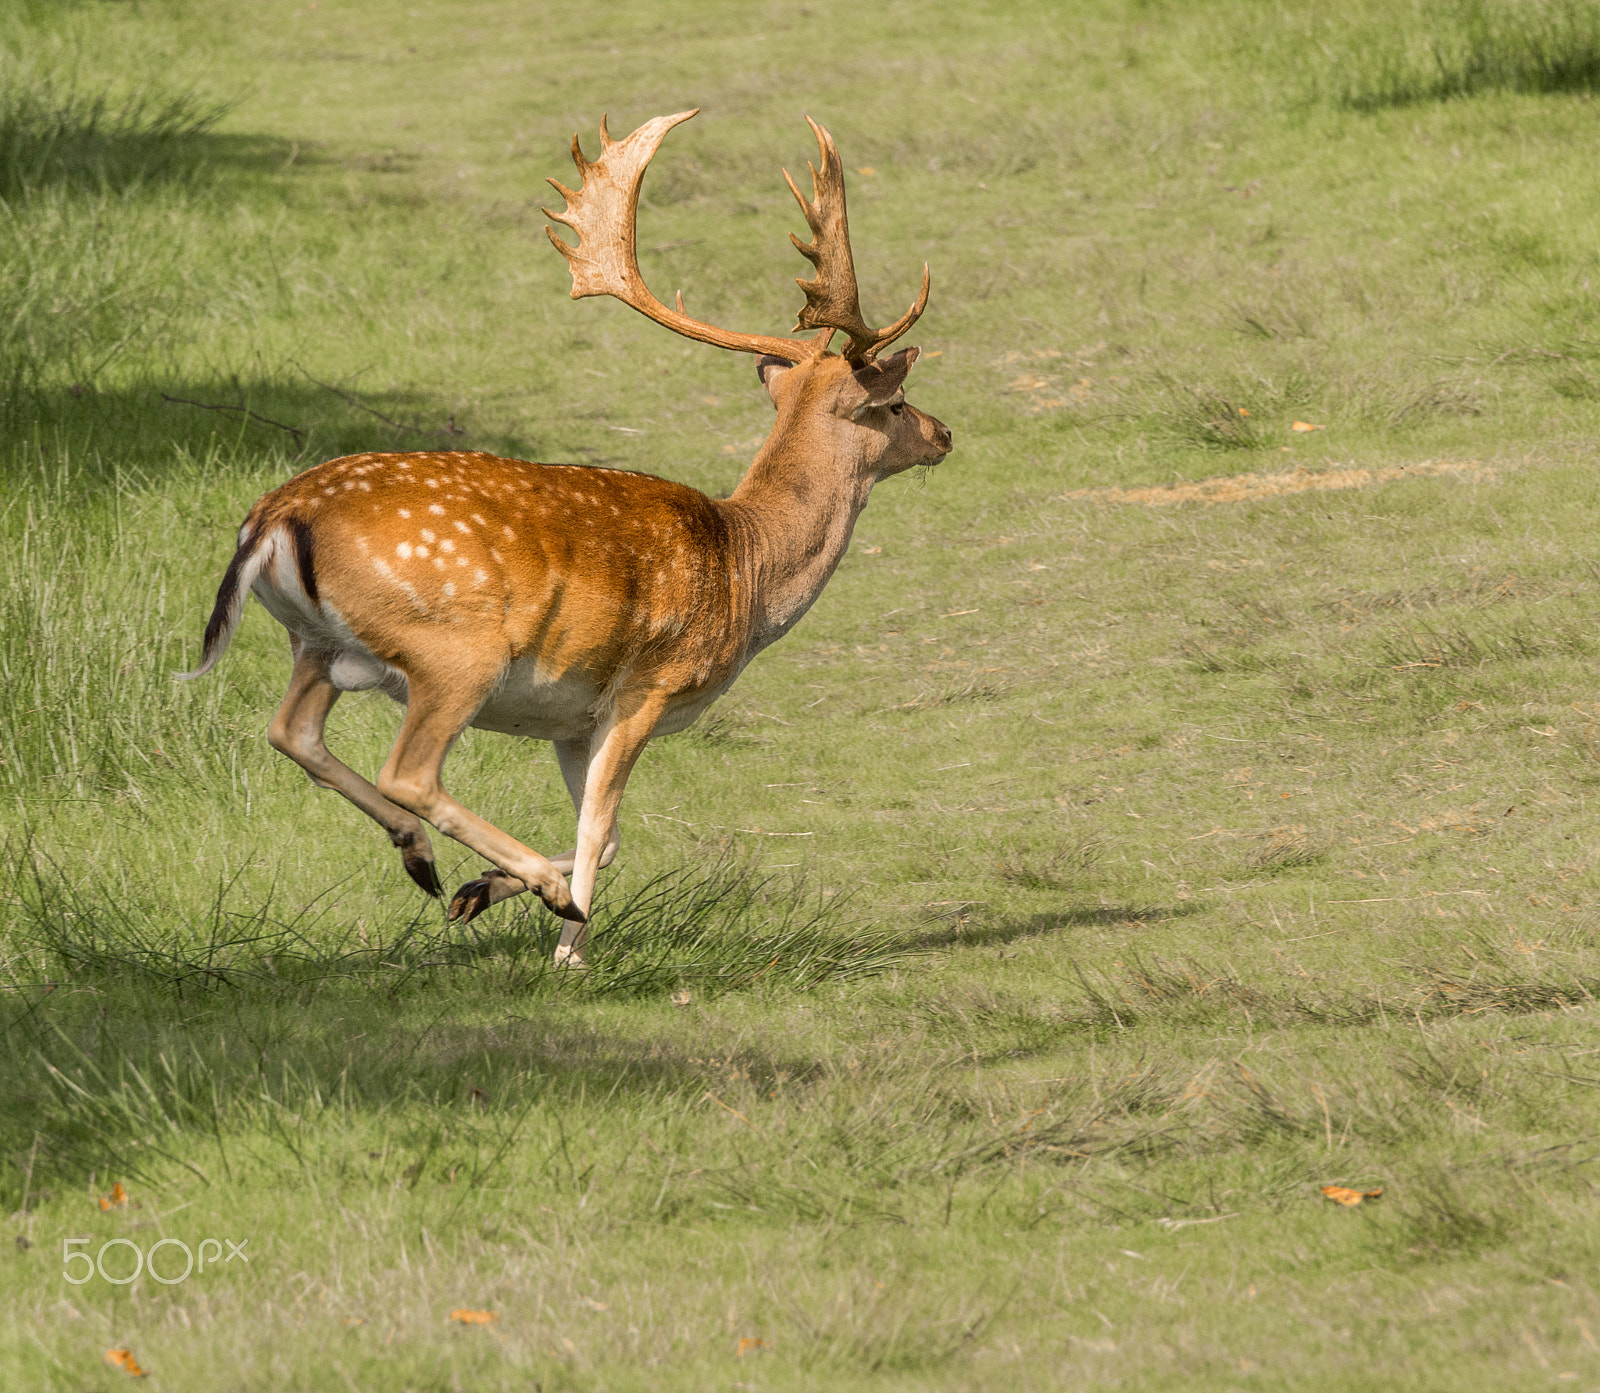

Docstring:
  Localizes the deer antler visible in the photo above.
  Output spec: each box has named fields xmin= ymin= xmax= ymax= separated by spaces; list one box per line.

xmin=543 ymin=111 xmax=929 ymax=363
xmin=785 ymin=117 xmax=929 ymax=362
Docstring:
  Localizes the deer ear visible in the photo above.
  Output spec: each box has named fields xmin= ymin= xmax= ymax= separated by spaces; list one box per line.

xmin=850 ymin=346 xmax=920 ymax=408
xmin=757 ymin=355 xmax=792 ymax=405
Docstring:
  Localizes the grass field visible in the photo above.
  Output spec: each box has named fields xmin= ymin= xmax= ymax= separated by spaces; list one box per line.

xmin=8 ymin=0 xmax=1600 ymax=1387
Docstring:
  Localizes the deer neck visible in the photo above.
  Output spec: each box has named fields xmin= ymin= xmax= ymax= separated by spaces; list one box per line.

xmin=719 ymin=412 xmax=871 ymax=654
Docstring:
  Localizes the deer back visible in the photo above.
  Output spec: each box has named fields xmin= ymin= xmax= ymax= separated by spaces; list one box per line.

xmin=241 ymin=450 xmax=754 ymax=694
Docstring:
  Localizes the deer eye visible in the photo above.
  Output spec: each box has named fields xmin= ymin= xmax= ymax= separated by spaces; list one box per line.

xmin=889 ymin=402 xmax=905 ymax=416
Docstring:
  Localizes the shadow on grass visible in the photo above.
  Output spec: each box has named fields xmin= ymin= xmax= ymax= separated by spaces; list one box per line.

xmin=0 ymin=855 xmax=899 ymax=1194
xmin=0 ymin=373 xmax=555 ymax=491
xmin=0 ymin=79 xmax=306 ymax=201
xmin=908 ymin=900 xmax=1207 ymax=951
xmin=1332 ymin=0 xmax=1600 ymax=109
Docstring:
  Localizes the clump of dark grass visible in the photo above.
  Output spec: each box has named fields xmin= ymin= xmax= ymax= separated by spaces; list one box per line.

xmin=995 ymin=835 xmax=1101 ymax=892
xmin=1151 ymin=380 xmax=1264 ymax=452
xmin=1387 ymin=1164 xmax=1511 ymax=1258
xmin=1371 ymin=616 xmax=1598 ymax=672
xmin=1243 ymin=825 xmax=1331 ymax=876
xmin=883 ymin=679 xmax=1011 ymax=714
xmin=1323 ymin=0 xmax=1600 ymax=109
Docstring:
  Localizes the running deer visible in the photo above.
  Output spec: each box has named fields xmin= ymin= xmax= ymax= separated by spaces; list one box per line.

xmin=182 ymin=110 xmax=952 ymax=964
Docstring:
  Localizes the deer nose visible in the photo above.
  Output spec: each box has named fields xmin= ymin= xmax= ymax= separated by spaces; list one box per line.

xmin=934 ymin=423 xmax=953 ymax=454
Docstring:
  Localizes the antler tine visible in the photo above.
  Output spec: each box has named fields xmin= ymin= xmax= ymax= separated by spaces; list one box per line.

xmin=542 ymin=110 xmax=817 ymax=364
xmin=786 ymin=116 xmax=929 ymax=361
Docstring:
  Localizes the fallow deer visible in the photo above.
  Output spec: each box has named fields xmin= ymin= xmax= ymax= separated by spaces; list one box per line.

xmin=181 ymin=110 xmax=952 ymax=965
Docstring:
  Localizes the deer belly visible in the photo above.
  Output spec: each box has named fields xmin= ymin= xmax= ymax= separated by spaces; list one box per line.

xmin=470 ymin=656 xmax=600 ymax=740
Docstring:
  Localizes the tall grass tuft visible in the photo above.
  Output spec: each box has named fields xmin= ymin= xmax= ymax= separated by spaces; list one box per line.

xmin=576 ymin=862 xmax=904 ymax=996
xmin=4 ymin=847 xmax=903 ymax=1004
xmin=0 ymin=480 xmax=232 ymax=797
xmin=0 ymin=63 xmax=232 ymax=202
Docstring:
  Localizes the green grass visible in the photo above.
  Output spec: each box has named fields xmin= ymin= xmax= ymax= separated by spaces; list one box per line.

xmin=10 ymin=0 xmax=1600 ymax=1387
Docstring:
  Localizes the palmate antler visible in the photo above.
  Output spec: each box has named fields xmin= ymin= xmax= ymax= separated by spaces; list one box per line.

xmin=543 ymin=110 xmax=928 ymax=364
xmin=785 ymin=117 xmax=930 ymax=360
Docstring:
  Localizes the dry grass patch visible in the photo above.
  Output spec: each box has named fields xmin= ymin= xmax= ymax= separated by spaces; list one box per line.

xmin=1062 ymin=459 xmax=1501 ymax=508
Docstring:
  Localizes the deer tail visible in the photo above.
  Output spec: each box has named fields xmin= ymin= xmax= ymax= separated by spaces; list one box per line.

xmin=175 ymin=523 xmax=274 ymax=681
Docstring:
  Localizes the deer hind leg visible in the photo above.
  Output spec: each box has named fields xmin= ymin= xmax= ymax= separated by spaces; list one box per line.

xmin=267 ymin=644 xmax=441 ymax=895
xmin=550 ymin=734 xmax=623 ymax=873
xmin=447 ymin=733 xmax=621 ymax=925
xmin=555 ymin=695 xmax=667 ymax=966
xmin=376 ymin=669 xmax=584 ymax=925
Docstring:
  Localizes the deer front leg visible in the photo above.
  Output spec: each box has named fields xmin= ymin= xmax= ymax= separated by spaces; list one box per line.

xmin=447 ymin=735 xmax=621 ymax=924
xmin=377 ymin=674 xmax=584 ymax=925
xmin=555 ymin=697 xmax=667 ymax=966
xmin=267 ymin=646 xmax=442 ymax=895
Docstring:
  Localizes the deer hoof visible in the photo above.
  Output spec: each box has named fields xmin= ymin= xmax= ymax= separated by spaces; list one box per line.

xmin=548 ymin=891 xmax=587 ymax=925
xmin=404 ymin=852 xmax=443 ymax=897
xmin=448 ymin=877 xmax=494 ymax=924
xmin=553 ymin=944 xmax=587 ymax=968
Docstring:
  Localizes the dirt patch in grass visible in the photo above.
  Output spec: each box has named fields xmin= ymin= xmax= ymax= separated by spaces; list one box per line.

xmin=1063 ymin=459 xmax=1501 ymax=508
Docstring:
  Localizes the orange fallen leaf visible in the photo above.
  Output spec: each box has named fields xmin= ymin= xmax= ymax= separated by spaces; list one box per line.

xmin=737 ymin=1336 xmax=768 ymax=1356
xmin=104 ymin=1348 xmax=146 ymax=1376
xmin=1321 ymin=1184 xmax=1383 ymax=1206
xmin=450 ymin=1309 xmax=496 ymax=1325
xmin=857 ymin=166 xmax=876 ymax=176
xmin=1237 ymin=407 xmax=1250 ymax=417
xmin=1291 ymin=420 xmax=1324 ymax=432
xmin=99 ymin=1182 xmax=128 ymax=1211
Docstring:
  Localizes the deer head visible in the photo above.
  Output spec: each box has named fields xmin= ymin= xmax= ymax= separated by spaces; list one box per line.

xmin=544 ymin=110 xmax=950 ymax=510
